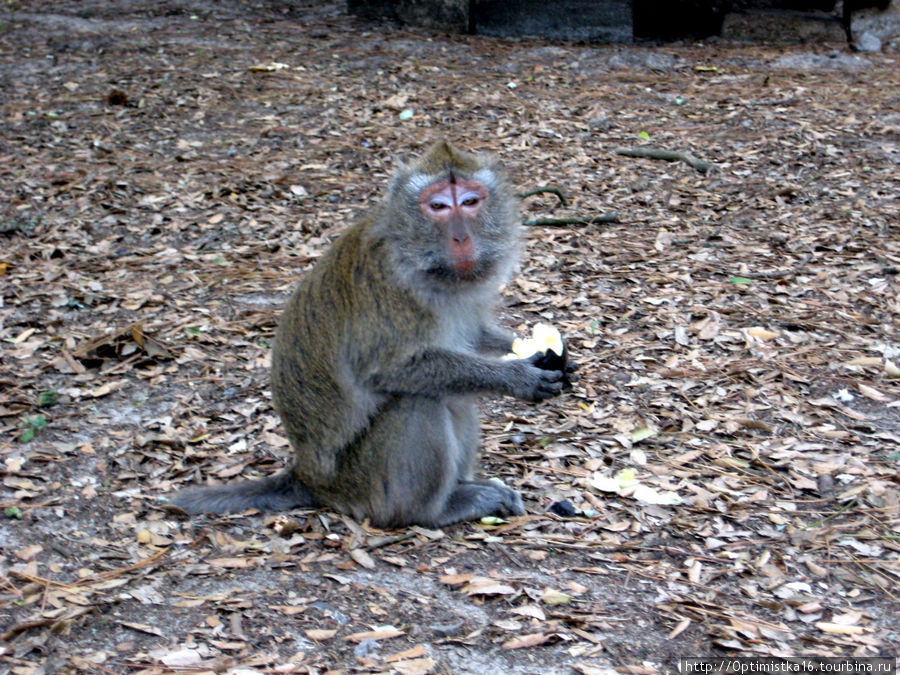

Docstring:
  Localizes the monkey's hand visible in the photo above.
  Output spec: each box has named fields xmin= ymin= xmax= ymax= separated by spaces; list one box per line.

xmin=505 ymin=356 xmax=565 ymax=402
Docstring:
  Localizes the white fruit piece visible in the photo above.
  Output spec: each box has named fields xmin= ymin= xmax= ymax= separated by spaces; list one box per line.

xmin=505 ymin=323 xmax=564 ymax=359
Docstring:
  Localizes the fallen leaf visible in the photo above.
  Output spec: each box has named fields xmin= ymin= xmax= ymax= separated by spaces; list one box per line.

xmin=510 ymin=604 xmax=546 ymax=621
xmin=815 ymin=622 xmax=864 ymax=635
xmin=746 ymin=326 xmax=779 ymax=341
xmin=631 ymin=426 xmax=657 ymax=442
xmin=668 ymin=618 xmax=691 ymax=639
xmin=385 ymin=645 xmax=428 ymax=662
xmin=343 ymin=627 xmax=404 ymax=642
xmin=540 ymin=588 xmax=573 ymax=606
xmin=857 ymin=384 xmax=890 ymax=402
xmin=14 ymin=545 xmax=43 ymax=561
xmin=502 ymin=632 xmax=550 ymax=649
xmin=462 ymin=579 xmax=517 ymax=596
xmin=392 ymin=657 xmax=438 ymax=675
xmin=160 ymin=648 xmax=202 ymax=667
xmin=886 ymin=359 xmax=900 ymax=377
xmin=208 ymin=557 xmax=257 ymax=568
xmin=350 ymin=548 xmax=376 ymax=570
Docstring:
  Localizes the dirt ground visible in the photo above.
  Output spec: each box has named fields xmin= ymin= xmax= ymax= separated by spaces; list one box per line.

xmin=1 ymin=2 xmax=898 ymax=673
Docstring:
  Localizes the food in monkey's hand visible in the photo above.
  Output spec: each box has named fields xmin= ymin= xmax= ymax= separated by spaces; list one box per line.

xmin=505 ymin=323 xmax=569 ymax=377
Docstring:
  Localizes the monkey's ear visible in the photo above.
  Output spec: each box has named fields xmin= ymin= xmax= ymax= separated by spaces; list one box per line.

xmin=389 ymin=162 xmax=432 ymax=199
xmin=388 ymin=141 xmax=435 ymax=181
xmin=387 ymin=157 xmax=415 ymax=196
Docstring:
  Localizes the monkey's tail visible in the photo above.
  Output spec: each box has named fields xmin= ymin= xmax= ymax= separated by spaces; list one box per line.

xmin=170 ymin=468 xmax=319 ymax=515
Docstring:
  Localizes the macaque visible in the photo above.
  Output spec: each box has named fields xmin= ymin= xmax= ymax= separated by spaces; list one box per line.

xmin=172 ymin=140 xmax=564 ymax=527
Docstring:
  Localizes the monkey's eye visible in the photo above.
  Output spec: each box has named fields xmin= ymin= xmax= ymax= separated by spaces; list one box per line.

xmin=429 ymin=201 xmax=449 ymax=211
xmin=461 ymin=197 xmax=479 ymax=207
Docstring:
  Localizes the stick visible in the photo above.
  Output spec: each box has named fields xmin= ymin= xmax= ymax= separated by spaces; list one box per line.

xmin=517 ymin=186 xmax=568 ymax=207
xmin=615 ymin=147 xmax=714 ymax=173
xmin=523 ymin=212 xmax=618 ymax=227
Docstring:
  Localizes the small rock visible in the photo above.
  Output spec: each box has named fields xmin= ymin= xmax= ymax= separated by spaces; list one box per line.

xmin=855 ymin=31 xmax=882 ymax=52
xmin=431 ymin=620 xmax=464 ymax=637
xmin=353 ymin=638 xmax=379 ymax=658
xmin=589 ymin=116 xmax=611 ymax=132
xmin=548 ymin=500 xmax=578 ymax=518
xmin=311 ymin=601 xmax=351 ymax=625
xmin=817 ymin=473 xmax=835 ymax=495
xmin=160 ymin=649 xmax=201 ymax=667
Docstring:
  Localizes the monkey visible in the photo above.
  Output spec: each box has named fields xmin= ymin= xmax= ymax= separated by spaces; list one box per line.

xmin=171 ymin=140 xmax=565 ymax=528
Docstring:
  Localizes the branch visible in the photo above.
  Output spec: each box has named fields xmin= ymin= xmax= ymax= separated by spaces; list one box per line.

xmin=523 ymin=212 xmax=618 ymax=227
xmin=517 ymin=186 xmax=569 ymax=208
xmin=615 ymin=147 xmax=714 ymax=174
xmin=748 ymin=254 xmax=813 ymax=280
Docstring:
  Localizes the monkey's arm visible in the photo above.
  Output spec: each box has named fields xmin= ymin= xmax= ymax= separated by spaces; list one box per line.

xmin=367 ymin=348 xmax=562 ymax=402
xmin=476 ymin=325 xmax=515 ymax=355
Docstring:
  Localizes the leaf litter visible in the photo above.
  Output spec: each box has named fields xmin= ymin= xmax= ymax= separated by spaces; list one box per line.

xmin=1 ymin=0 xmax=898 ymax=673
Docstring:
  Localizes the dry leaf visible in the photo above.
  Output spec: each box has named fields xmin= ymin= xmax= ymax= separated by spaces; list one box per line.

xmin=540 ymin=588 xmax=573 ymax=606
xmin=510 ymin=604 xmax=546 ymax=621
xmin=746 ymin=326 xmax=779 ymax=341
xmin=350 ymin=548 xmax=377 ymax=570
xmin=439 ymin=574 xmax=474 ymax=586
xmin=815 ymin=622 xmax=864 ymax=635
xmin=462 ymin=579 xmax=517 ymax=596
xmin=885 ymin=359 xmax=900 ymax=377
xmin=857 ymin=384 xmax=890 ymax=401
xmin=385 ymin=645 xmax=428 ymax=663
xmin=844 ymin=356 xmax=881 ymax=367
xmin=668 ymin=618 xmax=691 ymax=639
xmin=160 ymin=649 xmax=202 ymax=667
xmin=392 ymin=658 xmax=437 ymax=675
xmin=14 ymin=545 xmax=43 ymax=561
xmin=207 ymin=557 xmax=256 ymax=568
xmin=343 ymin=627 xmax=404 ymax=642
xmin=502 ymin=633 xmax=550 ymax=649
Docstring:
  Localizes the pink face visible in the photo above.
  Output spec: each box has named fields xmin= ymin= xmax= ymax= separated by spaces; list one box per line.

xmin=419 ymin=178 xmax=489 ymax=277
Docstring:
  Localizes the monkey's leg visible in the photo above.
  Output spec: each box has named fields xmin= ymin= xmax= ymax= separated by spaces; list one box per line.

xmin=352 ymin=396 xmax=524 ymax=528
xmin=440 ymin=398 xmax=526 ymax=525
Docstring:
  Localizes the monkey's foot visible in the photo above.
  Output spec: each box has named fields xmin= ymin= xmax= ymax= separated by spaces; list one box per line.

xmin=433 ymin=480 xmax=524 ymax=527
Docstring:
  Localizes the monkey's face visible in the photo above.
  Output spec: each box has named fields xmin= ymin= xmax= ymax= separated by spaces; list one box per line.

xmin=418 ymin=175 xmax=489 ymax=280
xmin=379 ymin=141 xmax=521 ymax=292
xmin=404 ymin=172 xmax=519 ymax=290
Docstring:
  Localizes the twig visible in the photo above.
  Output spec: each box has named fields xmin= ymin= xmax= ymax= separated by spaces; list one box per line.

xmin=9 ymin=570 xmax=77 ymax=589
xmin=523 ymin=212 xmax=619 ymax=227
xmin=74 ymin=546 xmax=170 ymax=586
xmin=518 ymin=185 xmax=616 ymax=228
xmin=366 ymin=533 xmax=416 ymax=550
xmin=0 ymin=573 xmax=23 ymax=597
xmin=9 ymin=547 xmax=170 ymax=591
xmin=615 ymin=147 xmax=714 ymax=173
xmin=517 ymin=186 xmax=568 ymax=207
xmin=748 ymin=253 xmax=813 ymax=280
xmin=1 ymin=607 xmax=94 ymax=641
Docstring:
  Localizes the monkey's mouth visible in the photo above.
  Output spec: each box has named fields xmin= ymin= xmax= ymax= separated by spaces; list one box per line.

xmin=425 ymin=259 xmax=486 ymax=283
xmin=454 ymin=258 xmax=477 ymax=277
